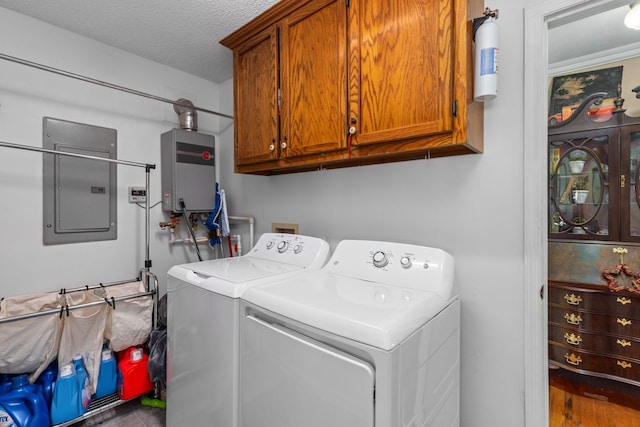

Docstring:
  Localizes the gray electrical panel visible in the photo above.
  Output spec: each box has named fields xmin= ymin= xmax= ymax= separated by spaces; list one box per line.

xmin=43 ymin=117 xmax=117 ymax=245
xmin=161 ymin=129 xmax=216 ymax=212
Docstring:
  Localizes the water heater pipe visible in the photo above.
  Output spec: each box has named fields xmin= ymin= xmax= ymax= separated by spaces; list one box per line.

xmin=229 ymin=216 xmax=255 ymax=250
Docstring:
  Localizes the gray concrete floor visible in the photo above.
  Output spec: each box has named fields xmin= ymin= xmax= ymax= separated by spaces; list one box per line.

xmin=70 ymin=398 xmax=165 ymax=427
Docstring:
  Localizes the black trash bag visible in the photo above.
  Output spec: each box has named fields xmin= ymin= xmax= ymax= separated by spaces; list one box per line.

xmin=147 ymin=293 xmax=168 ymax=384
xmin=156 ymin=293 xmax=168 ymax=330
xmin=147 ymin=329 xmax=166 ymax=385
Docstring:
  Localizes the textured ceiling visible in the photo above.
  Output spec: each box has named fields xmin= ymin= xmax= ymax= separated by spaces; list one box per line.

xmin=0 ymin=1 xmax=637 ymax=84
xmin=0 ymin=0 xmax=280 ymax=84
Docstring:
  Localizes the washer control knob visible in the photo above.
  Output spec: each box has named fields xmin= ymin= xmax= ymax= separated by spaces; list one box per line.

xmin=400 ymin=256 xmax=412 ymax=269
xmin=277 ymin=241 xmax=289 ymax=253
xmin=372 ymin=251 xmax=389 ymax=268
xmin=293 ymin=244 xmax=303 ymax=254
xmin=266 ymin=241 xmax=274 ymax=249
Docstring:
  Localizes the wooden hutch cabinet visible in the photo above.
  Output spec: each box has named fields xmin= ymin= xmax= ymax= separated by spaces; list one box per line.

xmin=548 ymin=281 xmax=640 ymax=387
xmin=221 ymin=0 xmax=484 ymax=175
xmin=548 ymin=90 xmax=640 ymax=400
xmin=549 ymin=94 xmax=640 ymax=243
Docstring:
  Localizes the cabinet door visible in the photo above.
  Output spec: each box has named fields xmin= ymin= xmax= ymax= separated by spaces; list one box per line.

xmin=621 ymin=125 xmax=640 ymax=242
xmin=348 ymin=0 xmax=453 ymax=146
xmin=279 ymin=0 xmax=347 ymax=159
xmin=549 ymin=129 xmax=619 ymax=241
xmin=234 ymin=26 xmax=279 ymax=166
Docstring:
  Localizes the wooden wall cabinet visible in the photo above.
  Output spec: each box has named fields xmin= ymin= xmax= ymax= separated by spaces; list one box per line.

xmin=221 ymin=0 xmax=484 ymax=175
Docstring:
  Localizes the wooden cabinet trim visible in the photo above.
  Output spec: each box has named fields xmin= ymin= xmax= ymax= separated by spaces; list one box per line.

xmin=220 ymin=0 xmax=315 ymax=49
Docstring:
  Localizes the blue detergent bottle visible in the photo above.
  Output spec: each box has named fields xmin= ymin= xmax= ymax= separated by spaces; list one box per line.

xmin=0 ymin=374 xmax=12 ymax=395
xmin=50 ymin=364 xmax=83 ymax=424
xmin=72 ymin=354 xmax=92 ymax=412
xmin=35 ymin=362 xmax=57 ymax=410
xmin=94 ymin=349 xmax=117 ymax=399
xmin=0 ymin=374 xmax=50 ymax=427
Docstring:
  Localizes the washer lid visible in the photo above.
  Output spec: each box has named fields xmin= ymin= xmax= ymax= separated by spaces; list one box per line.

xmin=169 ymin=257 xmax=305 ymax=298
xmin=190 ymin=257 xmax=302 ymax=282
xmin=242 ymin=271 xmax=450 ymax=350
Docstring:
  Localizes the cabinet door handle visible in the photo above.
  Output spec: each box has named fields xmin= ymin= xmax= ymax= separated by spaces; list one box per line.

xmin=617 ymin=297 xmax=632 ymax=306
xmin=269 ymin=144 xmax=275 ymax=151
xmin=621 ymin=174 xmax=626 ymax=188
xmin=565 ymin=313 xmax=582 ymax=325
xmin=564 ymin=294 xmax=582 ymax=306
xmin=617 ymin=318 xmax=633 ymax=326
xmin=617 ymin=360 xmax=633 ymax=369
xmin=564 ymin=353 xmax=582 ymax=366
xmin=617 ymin=339 xmax=632 ymax=348
xmin=281 ymin=142 xmax=287 ymax=149
xmin=564 ymin=332 xmax=582 ymax=346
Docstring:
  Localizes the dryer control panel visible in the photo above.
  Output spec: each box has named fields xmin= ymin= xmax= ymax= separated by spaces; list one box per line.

xmin=324 ymin=240 xmax=455 ymax=300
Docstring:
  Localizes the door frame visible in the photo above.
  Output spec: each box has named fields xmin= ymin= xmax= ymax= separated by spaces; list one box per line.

xmin=523 ymin=1 xmax=631 ymax=426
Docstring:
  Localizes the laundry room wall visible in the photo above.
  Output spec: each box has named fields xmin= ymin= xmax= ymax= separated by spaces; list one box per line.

xmin=0 ymin=1 xmax=531 ymax=426
xmin=217 ymin=0 xmax=525 ymax=426
xmin=0 ymin=7 xmax=223 ymax=297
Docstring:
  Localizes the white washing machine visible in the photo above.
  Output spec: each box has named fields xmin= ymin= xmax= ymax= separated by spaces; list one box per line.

xmin=239 ymin=240 xmax=460 ymax=427
xmin=166 ymin=233 xmax=330 ymax=427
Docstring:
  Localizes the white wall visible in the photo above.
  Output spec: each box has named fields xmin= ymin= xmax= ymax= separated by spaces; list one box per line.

xmin=0 ymin=8 xmax=224 ymax=297
xmin=219 ymin=1 xmax=527 ymax=425
xmin=0 ymin=1 xmax=528 ymax=426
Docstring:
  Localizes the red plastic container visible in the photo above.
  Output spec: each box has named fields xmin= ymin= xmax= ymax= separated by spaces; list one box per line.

xmin=117 ymin=348 xmax=153 ymax=400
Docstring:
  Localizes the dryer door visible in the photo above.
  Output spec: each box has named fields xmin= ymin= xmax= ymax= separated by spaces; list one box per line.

xmin=241 ymin=315 xmax=375 ymax=427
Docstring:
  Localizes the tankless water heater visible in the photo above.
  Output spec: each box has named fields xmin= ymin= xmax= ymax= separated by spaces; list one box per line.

xmin=161 ymin=129 xmax=216 ymax=212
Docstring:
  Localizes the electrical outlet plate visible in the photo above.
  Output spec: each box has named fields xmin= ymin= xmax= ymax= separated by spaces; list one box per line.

xmin=272 ymin=223 xmax=299 ymax=234
xmin=129 ymin=186 xmax=147 ymax=203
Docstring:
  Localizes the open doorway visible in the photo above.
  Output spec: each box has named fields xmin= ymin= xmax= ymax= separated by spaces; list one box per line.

xmin=525 ymin=1 xmax=640 ymax=426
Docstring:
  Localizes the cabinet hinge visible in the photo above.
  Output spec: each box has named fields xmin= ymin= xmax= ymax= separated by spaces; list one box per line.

xmin=452 ymin=100 xmax=459 ymax=118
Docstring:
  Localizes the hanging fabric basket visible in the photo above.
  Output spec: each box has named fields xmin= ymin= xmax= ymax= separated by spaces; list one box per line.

xmin=103 ymin=281 xmax=153 ymax=352
xmin=0 ymin=292 xmax=64 ymax=382
xmin=57 ymin=290 xmax=108 ymax=395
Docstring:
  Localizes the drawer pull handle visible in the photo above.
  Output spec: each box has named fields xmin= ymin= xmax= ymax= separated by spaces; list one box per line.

xmin=564 ymin=353 xmax=582 ymax=366
xmin=617 ymin=297 xmax=632 ymax=306
xmin=617 ymin=360 xmax=633 ymax=369
xmin=617 ymin=318 xmax=633 ymax=326
xmin=564 ymin=332 xmax=582 ymax=346
xmin=565 ymin=313 xmax=582 ymax=325
xmin=617 ymin=339 xmax=632 ymax=348
xmin=564 ymin=294 xmax=582 ymax=305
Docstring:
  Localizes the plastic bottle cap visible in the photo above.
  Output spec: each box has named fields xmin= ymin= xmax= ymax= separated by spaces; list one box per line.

xmin=102 ymin=349 xmax=113 ymax=361
xmin=60 ymin=364 xmax=74 ymax=377
xmin=131 ymin=348 xmax=143 ymax=362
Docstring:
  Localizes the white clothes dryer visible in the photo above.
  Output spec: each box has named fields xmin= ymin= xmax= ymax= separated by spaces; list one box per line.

xmin=166 ymin=233 xmax=329 ymax=427
xmin=239 ymin=240 xmax=460 ymax=427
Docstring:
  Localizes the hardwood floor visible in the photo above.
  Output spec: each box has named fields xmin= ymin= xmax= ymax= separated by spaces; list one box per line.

xmin=550 ymin=384 xmax=640 ymax=426
xmin=550 ymin=369 xmax=640 ymax=427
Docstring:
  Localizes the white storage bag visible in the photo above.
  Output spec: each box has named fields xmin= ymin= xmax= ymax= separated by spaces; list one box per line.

xmin=0 ymin=292 xmax=64 ymax=382
xmin=57 ymin=290 xmax=108 ymax=394
xmin=103 ymin=281 xmax=153 ymax=352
